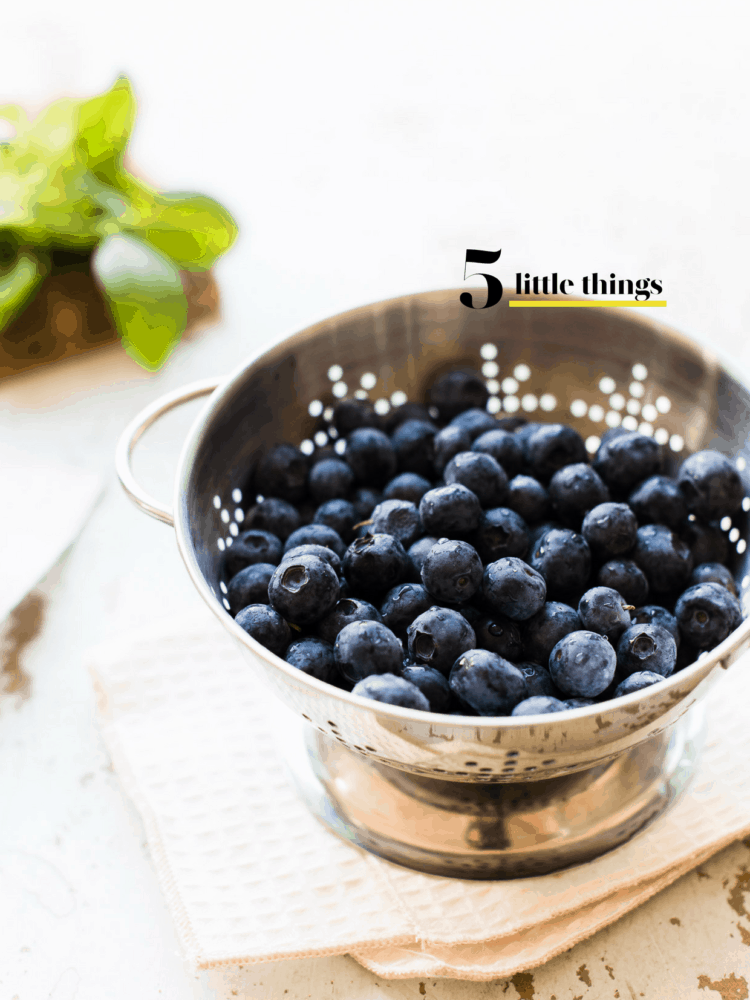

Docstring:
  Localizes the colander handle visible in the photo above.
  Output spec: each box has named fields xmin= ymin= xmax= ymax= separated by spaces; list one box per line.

xmin=116 ymin=378 xmax=222 ymax=526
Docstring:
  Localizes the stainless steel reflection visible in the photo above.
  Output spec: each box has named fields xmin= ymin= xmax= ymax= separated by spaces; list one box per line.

xmin=281 ymin=700 xmax=704 ymax=877
xmin=118 ymin=289 xmax=750 ymax=878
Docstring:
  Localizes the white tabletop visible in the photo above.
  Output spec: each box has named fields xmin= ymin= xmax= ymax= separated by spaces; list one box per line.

xmin=2 ymin=1 xmax=750 ymax=995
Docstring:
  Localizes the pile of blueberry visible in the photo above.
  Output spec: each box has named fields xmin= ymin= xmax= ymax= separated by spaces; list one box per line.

xmin=227 ymin=368 xmax=745 ymax=718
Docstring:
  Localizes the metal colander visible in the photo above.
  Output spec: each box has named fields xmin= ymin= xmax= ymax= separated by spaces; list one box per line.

xmin=117 ymin=289 xmax=750 ymax=878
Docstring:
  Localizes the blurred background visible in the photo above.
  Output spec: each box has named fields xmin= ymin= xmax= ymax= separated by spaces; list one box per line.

xmin=1 ymin=1 xmax=749 ymax=996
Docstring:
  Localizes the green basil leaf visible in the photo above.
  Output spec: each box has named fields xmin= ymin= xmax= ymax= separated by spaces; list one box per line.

xmin=1 ymin=80 xmax=138 ymax=246
xmin=0 ymin=250 xmax=45 ymax=333
xmin=0 ymin=94 xmax=88 ymax=240
xmin=99 ymin=167 xmax=164 ymax=228
xmin=144 ymin=193 xmax=238 ymax=270
xmin=4 ymin=163 xmax=113 ymax=250
xmin=0 ymin=159 xmax=47 ymax=229
xmin=76 ymin=76 xmax=135 ymax=188
xmin=92 ymin=232 xmax=187 ymax=369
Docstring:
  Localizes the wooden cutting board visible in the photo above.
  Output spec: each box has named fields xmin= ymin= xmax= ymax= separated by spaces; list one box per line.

xmin=0 ymin=261 xmax=218 ymax=378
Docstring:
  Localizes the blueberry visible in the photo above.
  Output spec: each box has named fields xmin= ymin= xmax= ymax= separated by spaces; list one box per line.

xmin=517 ymin=662 xmax=560 ymax=698
xmin=680 ymin=519 xmax=729 ymax=565
xmin=614 ymin=671 xmax=665 ymax=697
xmin=334 ymin=620 xmax=403 ymax=683
xmin=241 ymin=497 xmax=300 ymax=541
xmin=631 ymin=605 xmax=680 ymax=647
xmin=268 ymin=553 xmax=340 ymax=625
xmin=343 ymin=532 xmax=408 ymax=597
xmin=400 ymin=663 xmax=453 ymax=712
xmin=482 ymin=556 xmax=547 ymax=621
xmin=578 ymin=587 xmax=632 ymax=642
xmin=473 ymin=507 xmax=529 ymax=563
xmin=474 ymin=615 xmax=524 ymax=662
xmin=284 ymin=524 xmax=346 ymax=560
xmin=419 ymin=483 xmax=482 ymax=536
xmin=514 ymin=421 xmax=545 ymax=456
xmin=549 ymin=630 xmax=617 ymax=697
xmin=530 ymin=528 xmax=591 ymax=602
xmin=581 ymin=502 xmax=638 ymax=557
xmin=332 ymin=398 xmax=380 ymax=435
xmin=351 ymin=486 xmax=383 ymax=521
xmin=371 ymin=499 xmax=422 ymax=548
xmin=226 ymin=562 xmax=275 ymax=614
xmin=505 ymin=475 xmax=551 ymax=524
xmin=224 ymin=530 xmax=283 ymax=579
xmin=391 ymin=419 xmax=437 ymax=478
xmin=597 ymin=559 xmax=649 ymax=607
xmin=522 ymin=601 xmax=582 ymax=666
xmin=433 ymin=425 xmax=472 ymax=476
xmin=380 ymin=583 xmax=434 ymax=638
xmin=285 ymin=637 xmax=337 ymax=684
xmin=308 ymin=457 xmax=354 ymax=503
xmin=281 ymin=544 xmax=342 ymax=576
xmin=525 ymin=424 xmax=587 ymax=483
xmin=383 ymin=472 xmax=432 ymax=505
xmin=234 ymin=604 xmax=291 ymax=657
xmin=444 ymin=451 xmax=508 ymax=508
xmin=678 ymin=449 xmax=744 ymax=520
xmin=421 ymin=538 xmax=483 ymax=603
xmin=616 ymin=624 xmax=677 ymax=677
xmin=674 ymin=582 xmax=742 ymax=650
xmin=309 ymin=445 xmax=337 ymax=466
xmin=429 ymin=369 xmax=489 ymax=422
xmin=691 ymin=562 xmax=738 ymax=597
xmin=548 ymin=463 xmax=610 ymax=527
xmin=496 ymin=416 xmax=529 ymax=432
xmin=593 ymin=432 xmax=662 ymax=495
xmin=600 ymin=426 xmax=631 ymax=446
xmin=256 ymin=443 xmax=309 ymax=503
xmin=384 ymin=401 xmax=433 ymax=434
xmin=563 ymin=698 xmax=595 ymax=709
xmin=528 ymin=519 xmax=564 ymax=550
xmin=406 ymin=536 xmax=438 ymax=577
xmin=345 ymin=427 xmax=397 ymax=486
xmin=316 ymin=597 xmax=382 ymax=645
xmin=511 ymin=695 xmax=567 ymax=716
xmin=351 ymin=673 xmax=430 ymax=711
xmin=406 ymin=607 xmax=477 ymax=676
xmin=628 ymin=475 xmax=687 ymax=530
xmin=313 ymin=498 xmax=357 ymax=543
xmin=633 ymin=524 xmax=693 ymax=595
xmin=472 ymin=429 xmax=524 ymax=478
xmin=450 ymin=407 xmax=498 ymax=439
xmin=449 ymin=649 xmax=528 ymax=716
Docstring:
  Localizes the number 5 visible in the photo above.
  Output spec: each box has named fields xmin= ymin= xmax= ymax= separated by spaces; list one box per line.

xmin=460 ymin=249 xmax=503 ymax=309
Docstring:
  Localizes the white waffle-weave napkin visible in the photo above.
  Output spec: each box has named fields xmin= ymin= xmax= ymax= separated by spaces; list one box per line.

xmin=89 ymin=608 xmax=750 ymax=980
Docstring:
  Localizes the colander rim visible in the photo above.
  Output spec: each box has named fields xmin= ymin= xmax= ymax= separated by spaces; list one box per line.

xmin=171 ymin=287 xmax=750 ymax=730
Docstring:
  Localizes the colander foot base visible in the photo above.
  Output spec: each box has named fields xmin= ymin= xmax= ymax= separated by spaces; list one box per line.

xmin=282 ymin=705 xmax=704 ymax=879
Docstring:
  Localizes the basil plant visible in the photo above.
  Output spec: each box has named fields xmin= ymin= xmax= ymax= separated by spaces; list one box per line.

xmin=0 ymin=76 xmax=238 ymax=369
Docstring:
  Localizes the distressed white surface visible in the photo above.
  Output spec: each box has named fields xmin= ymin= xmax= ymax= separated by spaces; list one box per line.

xmin=0 ymin=443 xmax=101 ymax=624
xmin=1 ymin=0 xmax=750 ymax=996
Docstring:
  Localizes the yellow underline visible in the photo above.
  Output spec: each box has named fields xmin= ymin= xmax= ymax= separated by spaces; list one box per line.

xmin=509 ymin=300 xmax=667 ymax=308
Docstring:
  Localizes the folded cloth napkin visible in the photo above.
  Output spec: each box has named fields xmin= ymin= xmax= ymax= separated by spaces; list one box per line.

xmin=0 ymin=442 xmax=102 ymax=624
xmin=89 ymin=609 xmax=750 ymax=980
